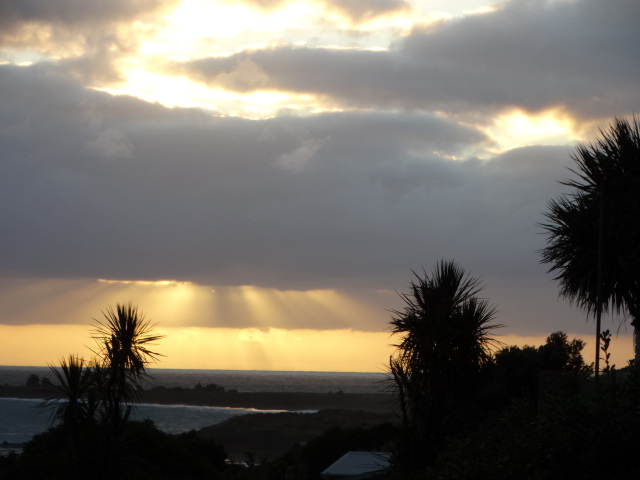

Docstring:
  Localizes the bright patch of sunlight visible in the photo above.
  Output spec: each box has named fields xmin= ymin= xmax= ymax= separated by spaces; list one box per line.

xmin=1 ymin=324 xmax=633 ymax=372
xmin=485 ymin=108 xmax=580 ymax=152
xmin=96 ymin=277 xmax=200 ymax=309
xmin=95 ymin=69 xmax=228 ymax=111
xmin=152 ymin=327 xmax=396 ymax=372
xmin=0 ymin=323 xmax=394 ymax=372
xmin=134 ymin=0 xmax=324 ymax=61
xmin=104 ymin=0 xmax=404 ymax=117
xmin=97 ymin=279 xmax=194 ymax=287
xmin=463 ymin=5 xmax=497 ymax=15
xmin=96 ymin=65 xmax=311 ymax=118
xmin=0 ymin=324 xmax=93 ymax=365
xmin=411 ymin=0 xmax=497 ymax=19
xmin=162 ymin=0 xmax=316 ymax=42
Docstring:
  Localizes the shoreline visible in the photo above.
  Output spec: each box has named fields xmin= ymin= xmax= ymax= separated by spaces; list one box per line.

xmin=0 ymin=385 xmax=394 ymax=413
xmin=1 ymin=386 xmax=398 ymax=460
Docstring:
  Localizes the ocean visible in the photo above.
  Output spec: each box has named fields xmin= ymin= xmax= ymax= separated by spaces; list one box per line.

xmin=0 ymin=366 xmax=389 ymax=446
xmin=0 ymin=366 xmax=387 ymax=393
xmin=0 ymin=397 xmax=281 ymax=445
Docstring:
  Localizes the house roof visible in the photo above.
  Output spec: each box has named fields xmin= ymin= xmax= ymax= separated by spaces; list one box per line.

xmin=321 ymin=451 xmax=391 ymax=478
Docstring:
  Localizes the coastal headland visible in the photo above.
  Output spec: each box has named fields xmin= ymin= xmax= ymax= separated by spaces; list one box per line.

xmin=139 ymin=388 xmax=394 ymax=413
xmin=0 ymin=384 xmax=394 ymax=413
xmin=197 ymin=408 xmax=399 ymax=461
xmin=1 ymin=384 xmax=398 ymax=460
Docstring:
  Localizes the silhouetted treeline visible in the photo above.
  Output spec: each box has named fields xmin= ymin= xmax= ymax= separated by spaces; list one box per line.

xmin=0 ymin=420 xmax=227 ymax=480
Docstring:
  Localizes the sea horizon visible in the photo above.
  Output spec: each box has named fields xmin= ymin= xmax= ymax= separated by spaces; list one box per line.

xmin=0 ymin=364 xmax=383 ymax=374
xmin=1 ymin=366 xmax=389 ymax=394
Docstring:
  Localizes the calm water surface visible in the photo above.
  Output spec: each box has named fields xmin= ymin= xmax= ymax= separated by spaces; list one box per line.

xmin=0 ymin=397 xmax=283 ymax=444
xmin=0 ymin=367 xmax=389 ymax=444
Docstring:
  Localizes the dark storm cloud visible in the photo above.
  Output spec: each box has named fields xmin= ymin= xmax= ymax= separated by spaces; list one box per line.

xmin=0 ymin=63 xmax=572 ymax=296
xmin=169 ymin=0 xmax=640 ymax=121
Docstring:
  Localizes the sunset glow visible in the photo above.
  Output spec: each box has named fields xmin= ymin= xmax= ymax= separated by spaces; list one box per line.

xmin=2 ymin=0 xmax=639 ymax=372
xmin=0 ymin=323 xmax=632 ymax=373
xmin=484 ymin=109 xmax=579 ymax=153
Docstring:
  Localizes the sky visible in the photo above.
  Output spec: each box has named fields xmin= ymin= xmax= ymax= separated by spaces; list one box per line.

xmin=1 ymin=0 xmax=639 ymax=371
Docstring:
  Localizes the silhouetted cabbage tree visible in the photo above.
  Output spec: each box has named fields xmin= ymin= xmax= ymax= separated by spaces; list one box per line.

xmin=40 ymin=303 xmax=163 ymax=479
xmin=42 ymin=355 xmax=94 ymax=432
xmin=389 ymin=260 xmax=502 ymax=471
xmin=540 ymin=115 xmax=640 ymax=369
xmin=91 ymin=303 xmax=163 ymax=436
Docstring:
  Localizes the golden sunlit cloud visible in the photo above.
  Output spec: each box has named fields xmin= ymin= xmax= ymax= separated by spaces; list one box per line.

xmin=98 ymin=63 xmax=316 ymax=118
xmin=0 ymin=277 xmax=392 ymax=332
xmin=5 ymin=277 xmax=634 ymax=371
xmin=319 ymin=1 xmax=413 ymax=29
xmin=484 ymin=108 xmax=580 ymax=152
xmin=462 ymin=5 xmax=497 ymax=16
xmin=97 ymin=279 xmax=195 ymax=287
xmin=90 ymin=0 xmax=412 ymax=118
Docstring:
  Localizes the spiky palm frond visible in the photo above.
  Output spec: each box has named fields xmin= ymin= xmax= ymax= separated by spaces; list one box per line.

xmin=389 ymin=261 xmax=502 ymax=469
xmin=90 ymin=303 xmax=164 ymax=435
xmin=540 ymin=115 xmax=640 ymax=322
xmin=92 ymin=303 xmax=164 ymax=379
xmin=390 ymin=261 xmax=502 ymax=380
xmin=565 ymin=116 xmax=640 ymax=194
xmin=41 ymin=355 xmax=92 ymax=428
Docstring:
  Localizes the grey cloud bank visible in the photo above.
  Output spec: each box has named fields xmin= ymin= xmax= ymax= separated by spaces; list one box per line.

xmin=1 ymin=64 xmax=567 ymax=292
xmin=0 ymin=0 xmax=638 ymax=339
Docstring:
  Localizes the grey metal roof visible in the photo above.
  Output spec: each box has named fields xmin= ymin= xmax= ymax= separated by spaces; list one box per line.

xmin=321 ymin=451 xmax=391 ymax=478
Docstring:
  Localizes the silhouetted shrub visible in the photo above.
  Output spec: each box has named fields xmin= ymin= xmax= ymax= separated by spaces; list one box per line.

xmin=25 ymin=374 xmax=40 ymax=387
xmin=416 ymin=380 xmax=640 ymax=480
xmin=2 ymin=420 xmax=228 ymax=480
xmin=204 ymin=384 xmax=225 ymax=393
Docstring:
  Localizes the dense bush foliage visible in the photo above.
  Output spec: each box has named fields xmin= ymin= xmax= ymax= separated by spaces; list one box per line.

xmin=1 ymin=420 xmax=227 ymax=480
xmin=419 ymin=367 xmax=640 ymax=480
